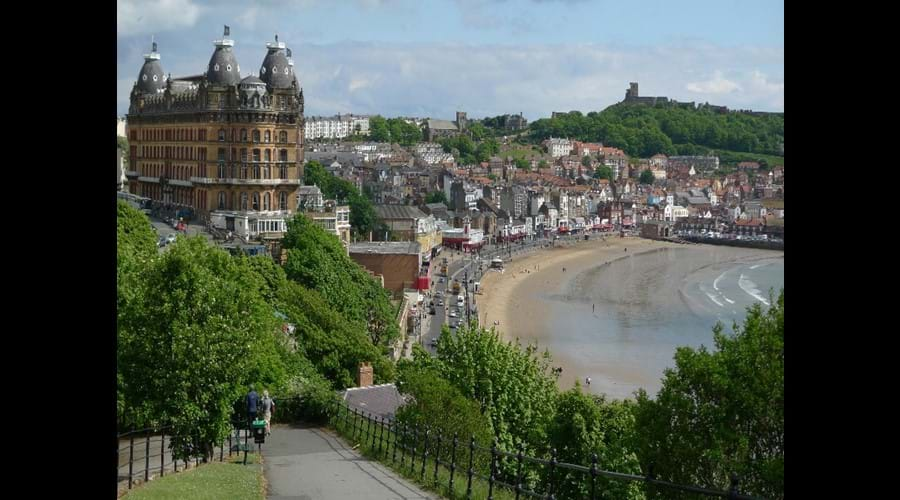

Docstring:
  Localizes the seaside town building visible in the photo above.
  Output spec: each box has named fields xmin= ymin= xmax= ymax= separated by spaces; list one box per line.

xmin=125 ymin=28 xmax=304 ymax=241
xmin=304 ymin=114 xmax=371 ymax=140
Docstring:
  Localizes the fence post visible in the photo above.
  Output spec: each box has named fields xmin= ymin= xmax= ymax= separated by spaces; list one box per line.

xmin=220 ymin=437 xmax=224 ymax=462
xmin=449 ymin=433 xmax=459 ymax=493
xmin=728 ymin=473 xmax=740 ymax=500
xmin=410 ymin=424 xmax=418 ymax=472
xmin=160 ymin=432 xmax=165 ymax=477
xmin=400 ymin=421 xmax=407 ymax=468
xmin=433 ymin=431 xmax=442 ymax=484
xmin=466 ymin=435 xmax=475 ymax=499
xmin=229 ymin=430 xmax=233 ymax=457
xmin=354 ymin=408 xmax=361 ymax=441
xmin=590 ymin=453 xmax=598 ymax=500
xmin=173 ymin=448 xmax=178 ymax=473
xmin=366 ymin=412 xmax=373 ymax=448
xmin=243 ymin=424 xmax=249 ymax=465
xmin=515 ymin=446 xmax=525 ymax=500
xmin=370 ymin=413 xmax=378 ymax=450
xmin=391 ymin=421 xmax=398 ymax=464
xmin=128 ymin=434 xmax=135 ymax=489
xmin=546 ymin=447 xmax=557 ymax=500
xmin=421 ymin=427 xmax=429 ymax=481
xmin=378 ymin=416 xmax=386 ymax=456
xmin=145 ymin=431 xmax=151 ymax=482
xmin=488 ymin=439 xmax=497 ymax=500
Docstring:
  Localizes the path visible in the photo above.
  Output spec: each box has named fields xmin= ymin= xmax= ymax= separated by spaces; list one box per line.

xmin=264 ymin=424 xmax=436 ymax=500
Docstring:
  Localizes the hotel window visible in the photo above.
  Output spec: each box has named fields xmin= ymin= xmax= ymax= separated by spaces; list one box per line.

xmin=252 ymin=193 xmax=260 ymax=211
xmin=264 ymin=130 xmax=271 ymax=143
xmin=279 ymin=131 xmax=287 ymax=143
xmin=241 ymin=192 xmax=248 ymax=210
xmin=241 ymin=129 xmax=248 ymax=142
xmin=264 ymin=150 xmax=271 ymax=162
xmin=218 ymin=192 xmax=226 ymax=209
xmin=263 ymin=193 xmax=271 ymax=211
xmin=252 ymin=130 xmax=260 ymax=143
xmin=218 ymin=129 xmax=226 ymax=142
xmin=279 ymin=149 xmax=288 ymax=162
xmin=279 ymin=192 xmax=287 ymax=210
xmin=253 ymin=165 xmax=260 ymax=178
xmin=263 ymin=165 xmax=270 ymax=179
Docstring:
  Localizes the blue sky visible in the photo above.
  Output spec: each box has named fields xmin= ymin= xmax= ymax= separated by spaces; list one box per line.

xmin=117 ymin=0 xmax=784 ymax=119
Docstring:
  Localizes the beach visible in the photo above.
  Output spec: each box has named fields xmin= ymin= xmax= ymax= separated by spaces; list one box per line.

xmin=477 ymin=236 xmax=784 ymax=399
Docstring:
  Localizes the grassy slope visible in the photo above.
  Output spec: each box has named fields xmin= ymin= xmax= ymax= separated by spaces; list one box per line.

xmin=122 ymin=454 xmax=264 ymax=500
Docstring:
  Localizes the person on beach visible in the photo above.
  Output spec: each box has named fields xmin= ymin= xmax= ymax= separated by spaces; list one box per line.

xmin=586 ymin=377 xmax=591 ymax=386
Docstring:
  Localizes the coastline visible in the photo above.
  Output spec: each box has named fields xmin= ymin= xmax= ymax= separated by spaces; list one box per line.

xmin=478 ymin=236 xmax=676 ymax=343
xmin=477 ymin=236 xmax=783 ymax=397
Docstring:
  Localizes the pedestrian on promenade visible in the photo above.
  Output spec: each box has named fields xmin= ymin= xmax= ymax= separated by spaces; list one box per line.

xmin=246 ymin=385 xmax=259 ymax=430
xmin=261 ymin=390 xmax=274 ymax=436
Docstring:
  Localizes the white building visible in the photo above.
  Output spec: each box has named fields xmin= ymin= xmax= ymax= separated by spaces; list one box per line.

xmin=544 ymin=137 xmax=573 ymax=158
xmin=304 ymin=114 xmax=371 ymax=140
xmin=117 ymin=117 xmax=127 ymax=137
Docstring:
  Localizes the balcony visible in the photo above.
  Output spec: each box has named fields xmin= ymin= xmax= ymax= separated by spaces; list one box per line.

xmin=190 ymin=177 xmax=302 ymax=186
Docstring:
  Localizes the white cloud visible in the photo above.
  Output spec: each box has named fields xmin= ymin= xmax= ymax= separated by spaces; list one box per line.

xmin=686 ymin=71 xmax=741 ymax=94
xmin=118 ymin=42 xmax=783 ymax=118
xmin=117 ymin=0 xmax=203 ymax=37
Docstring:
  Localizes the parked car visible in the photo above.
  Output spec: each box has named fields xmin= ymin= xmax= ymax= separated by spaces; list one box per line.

xmin=166 ymin=233 xmax=177 ymax=244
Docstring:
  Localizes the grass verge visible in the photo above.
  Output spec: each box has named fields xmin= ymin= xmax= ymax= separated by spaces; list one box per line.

xmin=122 ymin=453 xmax=264 ymax=500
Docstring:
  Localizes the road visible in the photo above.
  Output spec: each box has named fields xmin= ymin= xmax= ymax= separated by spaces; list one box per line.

xmin=420 ymin=235 xmax=582 ymax=353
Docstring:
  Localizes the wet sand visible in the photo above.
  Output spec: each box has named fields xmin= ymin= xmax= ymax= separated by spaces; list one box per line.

xmin=477 ymin=237 xmax=677 ymax=388
xmin=477 ymin=237 xmax=782 ymax=399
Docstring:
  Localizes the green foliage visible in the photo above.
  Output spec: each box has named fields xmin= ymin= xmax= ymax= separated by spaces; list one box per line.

xmin=368 ymin=115 xmax=422 ymax=145
xmin=581 ymin=155 xmax=592 ymax=167
xmin=117 ymin=135 xmax=129 ymax=152
xmin=425 ymin=191 xmax=448 ymax=204
xmin=639 ymin=169 xmax=655 ymax=185
xmin=529 ymin=106 xmax=783 ymax=158
xmin=467 ymin=122 xmax=488 ymax=141
xmin=593 ymin=165 xmax=613 ymax=180
xmin=304 ymin=160 xmax=376 ymax=237
xmin=633 ymin=290 xmax=785 ymax=499
xmin=538 ymin=159 xmax=548 ymax=169
xmin=514 ymin=158 xmax=530 ymax=171
xmin=282 ymin=213 xmax=399 ymax=349
xmin=117 ymin=236 xmax=290 ymax=459
xmin=395 ymin=364 xmax=493 ymax=463
xmin=548 ymin=388 xmax=643 ymax=499
xmin=429 ymin=324 xmax=559 ymax=459
xmin=440 ymin=135 xmax=476 ymax=165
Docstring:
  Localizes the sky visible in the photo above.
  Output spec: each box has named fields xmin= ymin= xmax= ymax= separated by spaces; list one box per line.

xmin=117 ymin=0 xmax=784 ymax=120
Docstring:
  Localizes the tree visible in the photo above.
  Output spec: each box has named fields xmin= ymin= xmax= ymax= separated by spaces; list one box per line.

xmin=639 ymin=169 xmax=655 ymax=185
xmin=117 ymin=135 xmax=129 ymax=152
xmin=538 ymin=159 xmax=548 ymax=169
xmin=633 ymin=291 xmax=784 ymax=499
xmin=514 ymin=158 xmax=530 ymax=171
xmin=118 ymin=235 xmax=289 ymax=460
xmin=282 ymin=213 xmax=399 ymax=349
xmin=467 ymin=122 xmax=488 ymax=141
xmin=581 ymin=155 xmax=592 ymax=167
xmin=548 ymin=387 xmax=643 ymax=499
xmin=369 ymin=116 xmax=391 ymax=142
xmin=593 ymin=165 xmax=613 ymax=180
xmin=425 ymin=191 xmax=448 ymax=204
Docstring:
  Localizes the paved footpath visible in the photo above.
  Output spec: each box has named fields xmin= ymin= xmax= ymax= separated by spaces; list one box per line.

xmin=264 ymin=424 xmax=437 ymax=500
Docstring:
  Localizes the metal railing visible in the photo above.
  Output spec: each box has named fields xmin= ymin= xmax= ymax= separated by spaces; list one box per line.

xmin=115 ymin=418 xmax=253 ymax=493
xmin=325 ymin=399 xmax=763 ymax=500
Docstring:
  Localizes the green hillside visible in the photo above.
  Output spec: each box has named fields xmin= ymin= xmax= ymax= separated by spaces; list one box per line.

xmin=528 ymin=103 xmax=784 ymax=164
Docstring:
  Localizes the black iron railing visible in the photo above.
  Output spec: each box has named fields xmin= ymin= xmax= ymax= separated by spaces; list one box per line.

xmin=115 ymin=418 xmax=252 ymax=492
xmin=325 ymin=399 xmax=763 ymax=500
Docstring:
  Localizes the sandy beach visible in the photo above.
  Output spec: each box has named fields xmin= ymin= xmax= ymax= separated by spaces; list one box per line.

xmin=477 ymin=236 xmax=782 ymax=398
xmin=478 ymin=236 xmax=677 ymax=344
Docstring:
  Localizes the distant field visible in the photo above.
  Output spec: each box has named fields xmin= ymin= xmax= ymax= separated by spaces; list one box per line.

xmin=716 ymin=150 xmax=785 ymax=167
xmin=500 ymin=144 xmax=544 ymax=160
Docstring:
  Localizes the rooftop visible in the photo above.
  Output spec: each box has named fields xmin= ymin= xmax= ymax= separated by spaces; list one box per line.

xmin=374 ymin=204 xmax=427 ymax=220
xmin=349 ymin=241 xmax=422 ymax=255
xmin=341 ymin=383 xmax=409 ymax=422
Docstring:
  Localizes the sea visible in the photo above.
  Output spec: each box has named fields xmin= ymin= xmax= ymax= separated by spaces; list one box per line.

xmin=537 ymin=245 xmax=784 ymax=400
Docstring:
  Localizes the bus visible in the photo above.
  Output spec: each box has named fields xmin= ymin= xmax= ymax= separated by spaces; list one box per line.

xmin=117 ymin=191 xmax=152 ymax=215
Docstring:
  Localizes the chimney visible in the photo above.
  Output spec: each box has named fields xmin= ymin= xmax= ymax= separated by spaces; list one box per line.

xmin=357 ymin=362 xmax=374 ymax=387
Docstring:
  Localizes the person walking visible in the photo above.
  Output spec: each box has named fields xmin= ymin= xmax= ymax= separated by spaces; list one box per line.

xmin=261 ymin=390 xmax=274 ymax=436
xmin=246 ymin=385 xmax=259 ymax=431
